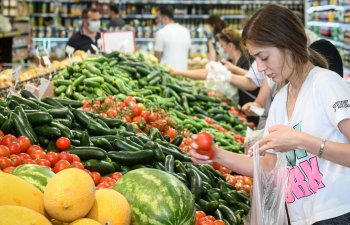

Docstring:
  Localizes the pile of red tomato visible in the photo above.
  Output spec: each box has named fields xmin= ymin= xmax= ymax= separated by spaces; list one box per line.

xmin=81 ymin=96 xmax=180 ymax=141
xmin=196 ymin=211 xmax=225 ymax=225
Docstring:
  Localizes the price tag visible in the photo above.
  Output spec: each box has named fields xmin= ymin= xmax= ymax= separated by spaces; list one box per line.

xmin=38 ymin=78 xmax=53 ymax=99
xmin=24 ymin=83 xmax=40 ymax=98
xmin=65 ymin=45 xmax=75 ymax=56
xmin=91 ymin=44 xmax=99 ymax=55
xmin=42 ymin=55 xmax=51 ymax=68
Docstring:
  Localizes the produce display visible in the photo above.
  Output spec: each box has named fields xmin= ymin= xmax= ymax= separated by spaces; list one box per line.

xmin=0 ymin=51 xmax=255 ymax=225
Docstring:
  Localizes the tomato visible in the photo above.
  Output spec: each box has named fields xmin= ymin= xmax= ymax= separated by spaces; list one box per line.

xmin=123 ymin=96 xmax=136 ymax=106
xmin=1 ymin=134 xmax=16 ymax=146
xmin=2 ymin=166 xmax=15 ymax=173
xmin=53 ymin=160 xmax=71 ymax=173
xmin=200 ymin=220 xmax=214 ymax=225
xmin=123 ymin=116 xmax=132 ymax=123
xmin=152 ymin=119 xmax=167 ymax=132
xmin=58 ymin=152 xmax=73 ymax=163
xmin=71 ymin=154 xmax=81 ymax=162
xmin=111 ymin=172 xmax=123 ymax=181
xmin=45 ymin=152 xmax=59 ymax=166
xmin=36 ymin=159 xmax=51 ymax=167
xmin=9 ymin=154 xmax=22 ymax=167
xmin=195 ymin=132 xmax=213 ymax=151
xmin=7 ymin=142 xmax=21 ymax=155
xmin=118 ymin=102 xmax=126 ymax=108
xmin=201 ymin=216 xmax=215 ymax=222
xmin=22 ymin=158 xmax=36 ymax=165
xmin=56 ymin=137 xmax=71 ymax=151
xmin=0 ymin=157 xmax=12 ymax=169
xmin=132 ymin=116 xmax=146 ymax=123
xmin=164 ymin=127 xmax=178 ymax=140
xmin=235 ymin=182 xmax=244 ymax=191
xmin=196 ymin=211 xmax=206 ymax=223
xmin=30 ymin=149 xmax=46 ymax=160
xmin=71 ymin=162 xmax=84 ymax=170
xmin=100 ymin=176 xmax=113 ymax=183
xmin=18 ymin=153 xmax=30 ymax=161
xmin=0 ymin=130 xmax=4 ymax=137
xmin=148 ymin=112 xmax=158 ymax=123
xmin=17 ymin=136 xmax=31 ymax=152
xmin=96 ymin=182 xmax=109 ymax=190
xmin=131 ymin=104 xmax=142 ymax=117
xmin=243 ymin=176 xmax=253 ymax=186
xmin=0 ymin=145 xmax=10 ymax=157
xmin=91 ymin=171 xmax=101 ymax=185
xmin=140 ymin=111 xmax=150 ymax=122
xmin=213 ymin=220 xmax=225 ymax=225
xmin=26 ymin=145 xmax=44 ymax=155
xmin=107 ymin=179 xmax=116 ymax=187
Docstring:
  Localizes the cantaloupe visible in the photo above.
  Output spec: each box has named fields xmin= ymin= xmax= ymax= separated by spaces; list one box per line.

xmin=0 ymin=171 xmax=44 ymax=214
xmin=44 ymin=168 xmax=95 ymax=222
xmin=69 ymin=218 xmax=101 ymax=225
xmin=0 ymin=205 xmax=51 ymax=225
xmin=87 ymin=189 xmax=131 ymax=225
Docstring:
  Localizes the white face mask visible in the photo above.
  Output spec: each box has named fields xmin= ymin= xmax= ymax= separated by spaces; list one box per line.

xmin=88 ymin=21 xmax=101 ymax=33
xmin=217 ymin=45 xmax=229 ymax=60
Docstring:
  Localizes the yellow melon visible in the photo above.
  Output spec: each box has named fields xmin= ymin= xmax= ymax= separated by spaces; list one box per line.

xmin=0 ymin=205 xmax=51 ymax=225
xmin=87 ymin=189 xmax=131 ymax=225
xmin=44 ymin=168 xmax=95 ymax=222
xmin=69 ymin=218 xmax=101 ymax=225
xmin=0 ymin=172 xmax=44 ymax=214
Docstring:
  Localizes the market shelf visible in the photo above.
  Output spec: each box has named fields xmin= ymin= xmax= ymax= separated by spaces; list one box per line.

xmin=307 ymin=21 xmax=350 ymax=29
xmin=61 ymin=14 xmax=81 ymax=18
xmin=0 ymin=31 xmax=29 ymax=38
xmin=136 ymin=37 xmax=207 ymax=42
xmin=307 ymin=5 xmax=350 ymax=12
xmin=121 ymin=0 xmax=303 ymax=4
xmin=29 ymin=13 xmax=56 ymax=17
xmin=12 ymin=43 xmax=29 ymax=49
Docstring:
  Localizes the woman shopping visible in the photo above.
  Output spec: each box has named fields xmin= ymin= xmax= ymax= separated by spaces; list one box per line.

xmin=191 ymin=4 xmax=350 ymax=225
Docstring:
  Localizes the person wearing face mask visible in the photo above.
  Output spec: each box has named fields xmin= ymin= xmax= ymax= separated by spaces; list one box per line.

xmin=170 ymin=27 xmax=260 ymax=124
xmin=206 ymin=15 xmax=228 ymax=62
xmin=66 ymin=7 xmax=102 ymax=54
xmin=154 ymin=6 xmax=191 ymax=70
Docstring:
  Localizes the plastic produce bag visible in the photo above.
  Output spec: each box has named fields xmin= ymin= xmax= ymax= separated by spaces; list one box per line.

xmin=246 ymin=144 xmax=289 ymax=225
xmin=204 ymin=62 xmax=238 ymax=104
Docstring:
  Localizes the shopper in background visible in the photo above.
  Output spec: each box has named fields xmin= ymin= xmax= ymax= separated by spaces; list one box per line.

xmin=191 ymin=4 xmax=350 ymax=225
xmin=66 ymin=7 xmax=101 ymax=54
xmin=206 ymin=15 xmax=228 ymax=61
xmin=154 ymin=6 xmax=191 ymax=70
xmin=107 ymin=4 xmax=125 ymax=30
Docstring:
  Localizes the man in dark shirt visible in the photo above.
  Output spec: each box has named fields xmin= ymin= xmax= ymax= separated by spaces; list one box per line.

xmin=66 ymin=7 xmax=101 ymax=54
xmin=107 ymin=4 xmax=125 ymax=30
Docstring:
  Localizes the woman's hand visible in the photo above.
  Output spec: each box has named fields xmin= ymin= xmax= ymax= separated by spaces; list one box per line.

xmin=222 ymin=60 xmax=240 ymax=74
xmin=248 ymin=125 xmax=301 ymax=155
xmin=242 ymin=102 xmax=261 ymax=116
xmin=169 ymin=67 xmax=180 ymax=76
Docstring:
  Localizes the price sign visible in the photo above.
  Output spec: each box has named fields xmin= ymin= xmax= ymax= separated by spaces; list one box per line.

xmin=102 ymin=31 xmax=136 ymax=54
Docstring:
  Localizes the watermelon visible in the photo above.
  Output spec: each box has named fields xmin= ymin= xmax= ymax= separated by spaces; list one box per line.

xmin=11 ymin=164 xmax=54 ymax=192
xmin=114 ymin=168 xmax=196 ymax=225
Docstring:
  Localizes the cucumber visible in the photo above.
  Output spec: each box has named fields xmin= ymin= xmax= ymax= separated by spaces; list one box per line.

xmin=66 ymin=146 xmax=107 ymax=160
xmin=113 ymin=139 xmax=141 ymax=152
xmin=48 ymin=108 xmax=70 ymax=119
xmin=187 ymin=167 xmax=203 ymax=202
xmin=41 ymin=97 xmax=65 ymax=108
xmin=34 ymin=126 xmax=61 ymax=139
xmin=164 ymin=154 xmax=175 ymax=173
xmin=91 ymin=137 xmax=114 ymax=152
xmin=83 ymin=159 xmax=115 ymax=175
xmin=171 ymin=135 xmax=183 ymax=146
xmin=197 ymin=199 xmax=219 ymax=214
xmin=50 ymin=121 xmax=73 ymax=139
xmin=54 ymin=98 xmax=83 ymax=108
xmin=26 ymin=112 xmax=53 ymax=126
xmin=20 ymin=90 xmax=38 ymax=99
xmin=52 ymin=118 xmax=72 ymax=128
xmin=218 ymin=205 xmax=238 ymax=224
xmin=107 ymin=150 xmax=155 ymax=166
xmin=80 ymin=131 xmax=91 ymax=146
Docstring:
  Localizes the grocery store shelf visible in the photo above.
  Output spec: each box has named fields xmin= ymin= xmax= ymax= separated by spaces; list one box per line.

xmin=0 ymin=31 xmax=29 ymax=38
xmin=29 ymin=13 xmax=55 ymax=17
xmin=122 ymin=14 xmax=245 ymax=19
xmin=33 ymin=37 xmax=69 ymax=42
xmin=12 ymin=43 xmax=29 ymax=49
xmin=307 ymin=5 xmax=350 ymax=12
xmin=14 ymin=17 xmax=30 ymax=22
xmin=307 ymin=21 xmax=350 ymax=29
xmin=122 ymin=14 xmax=156 ymax=19
xmin=121 ymin=0 xmax=303 ymax=4
xmin=61 ymin=14 xmax=81 ymax=18
xmin=136 ymin=37 xmax=207 ymax=42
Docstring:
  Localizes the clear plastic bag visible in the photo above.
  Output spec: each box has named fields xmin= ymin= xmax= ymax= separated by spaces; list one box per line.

xmin=246 ymin=144 xmax=289 ymax=225
xmin=204 ymin=62 xmax=238 ymax=103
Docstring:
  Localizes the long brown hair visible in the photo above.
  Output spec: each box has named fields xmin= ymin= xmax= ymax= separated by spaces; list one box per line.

xmin=241 ymin=4 xmax=328 ymax=78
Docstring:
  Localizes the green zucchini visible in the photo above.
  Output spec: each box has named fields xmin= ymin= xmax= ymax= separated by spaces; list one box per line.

xmin=26 ymin=112 xmax=53 ymax=126
xmin=34 ymin=126 xmax=61 ymax=139
xmin=66 ymin=146 xmax=107 ymax=160
xmin=107 ymin=150 xmax=155 ymax=166
xmin=83 ymin=159 xmax=115 ymax=175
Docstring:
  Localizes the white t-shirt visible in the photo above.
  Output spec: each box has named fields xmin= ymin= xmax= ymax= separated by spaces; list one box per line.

xmin=265 ymin=66 xmax=350 ymax=224
xmin=154 ymin=23 xmax=191 ymax=70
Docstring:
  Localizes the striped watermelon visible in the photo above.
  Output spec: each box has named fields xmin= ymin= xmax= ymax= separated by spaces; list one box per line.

xmin=113 ymin=168 xmax=196 ymax=225
xmin=11 ymin=164 xmax=54 ymax=192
